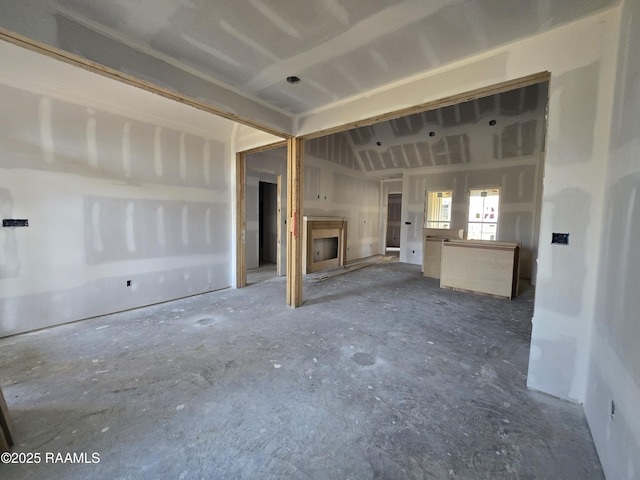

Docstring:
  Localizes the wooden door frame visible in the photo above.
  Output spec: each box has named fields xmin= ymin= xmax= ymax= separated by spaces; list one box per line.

xmin=276 ymin=174 xmax=283 ymax=277
xmin=235 ymin=141 xmax=288 ymax=289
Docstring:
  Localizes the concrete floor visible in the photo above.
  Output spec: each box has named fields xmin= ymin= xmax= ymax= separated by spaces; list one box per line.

xmin=0 ymin=263 xmax=603 ymax=479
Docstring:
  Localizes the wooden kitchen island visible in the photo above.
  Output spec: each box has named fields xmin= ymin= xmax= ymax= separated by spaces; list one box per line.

xmin=439 ymin=239 xmax=520 ymax=299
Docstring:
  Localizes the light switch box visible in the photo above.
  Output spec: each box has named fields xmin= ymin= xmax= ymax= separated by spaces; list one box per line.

xmin=2 ymin=219 xmax=29 ymax=227
xmin=552 ymin=233 xmax=569 ymax=245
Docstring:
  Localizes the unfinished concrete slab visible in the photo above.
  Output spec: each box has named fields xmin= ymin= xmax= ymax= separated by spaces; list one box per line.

xmin=0 ymin=263 xmax=602 ymax=479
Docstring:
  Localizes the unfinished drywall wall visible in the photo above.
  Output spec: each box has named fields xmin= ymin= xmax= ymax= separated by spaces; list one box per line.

xmin=0 ymin=40 xmax=265 ymax=337
xmin=401 ymin=159 xmax=543 ymax=278
xmin=396 ymin=82 xmax=548 ymax=277
xmin=583 ymin=1 xmax=640 ymax=478
xmin=305 ymin=134 xmax=361 ymax=171
xmin=303 ymin=148 xmax=381 ymax=262
xmin=297 ymin=8 xmax=619 ymax=407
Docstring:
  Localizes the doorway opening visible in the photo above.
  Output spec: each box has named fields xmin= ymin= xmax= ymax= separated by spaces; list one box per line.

xmin=259 ymin=181 xmax=278 ymax=266
xmin=239 ymin=144 xmax=287 ymax=287
xmin=386 ymin=193 xmax=402 ymax=255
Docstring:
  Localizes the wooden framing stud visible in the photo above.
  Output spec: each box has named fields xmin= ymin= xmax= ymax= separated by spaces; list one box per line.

xmin=236 ymin=152 xmax=247 ymax=288
xmin=286 ymin=137 xmax=304 ymax=307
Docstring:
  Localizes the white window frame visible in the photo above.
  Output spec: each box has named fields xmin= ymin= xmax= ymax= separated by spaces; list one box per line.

xmin=424 ymin=190 xmax=453 ymax=229
xmin=467 ymin=188 xmax=500 ymax=240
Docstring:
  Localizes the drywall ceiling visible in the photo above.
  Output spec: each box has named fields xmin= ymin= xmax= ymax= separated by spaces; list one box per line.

xmin=0 ymin=0 xmax=615 ymax=125
xmin=306 ymin=81 xmax=548 ymax=178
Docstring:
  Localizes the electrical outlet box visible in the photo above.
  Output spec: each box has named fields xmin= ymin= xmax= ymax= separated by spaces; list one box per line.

xmin=2 ymin=219 xmax=29 ymax=227
xmin=551 ymin=233 xmax=569 ymax=245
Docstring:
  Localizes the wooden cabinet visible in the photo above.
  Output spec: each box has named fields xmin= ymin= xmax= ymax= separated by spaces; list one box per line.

xmin=423 ymin=238 xmax=447 ymax=278
xmin=440 ymin=240 xmax=520 ymax=299
xmin=422 ymin=228 xmax=463 ymax=279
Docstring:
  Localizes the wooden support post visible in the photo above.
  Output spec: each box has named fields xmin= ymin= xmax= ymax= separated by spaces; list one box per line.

xmin=286 ymin=137 xmax=304 ymax=307
xmin=276 ymin=175 xmax=283 ymax=277
xmin=236 ymin=152 xmax=247 ymax=288
xmin=0 ymin=386 xmax=14 ymax=452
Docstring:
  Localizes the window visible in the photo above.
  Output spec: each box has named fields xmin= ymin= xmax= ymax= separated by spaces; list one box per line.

xmin=424 ymin=191 xmax=452 ymax=229
xmin=467 ymin=188 xmax=500 ymax=240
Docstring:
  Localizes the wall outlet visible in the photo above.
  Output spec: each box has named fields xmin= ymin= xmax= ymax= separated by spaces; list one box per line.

xmin=126 ymin=280 xmax=132 ymax=287
xmin=611 ymin=400 xmax=616 ymax=419
xmin=2 ymin=219 xmax=29 ymax=227
xmin=552 ymin=232 xmax=569 ymax=245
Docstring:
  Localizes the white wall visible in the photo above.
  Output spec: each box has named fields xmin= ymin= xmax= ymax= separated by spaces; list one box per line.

xmin=0 ymin=41 xmax=272 ymax=337
xmin=583 ymin=1 xmax=640 ymax=478
xmin=303 ymin=154 xmax=381 ymax=262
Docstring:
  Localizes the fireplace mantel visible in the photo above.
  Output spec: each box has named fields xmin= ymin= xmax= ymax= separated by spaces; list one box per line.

xmin=303 ymin=216 xmax=347 ymax=274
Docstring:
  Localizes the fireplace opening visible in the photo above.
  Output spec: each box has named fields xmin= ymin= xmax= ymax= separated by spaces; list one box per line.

xmin=313 ymin=237 xmax=339 ymax=262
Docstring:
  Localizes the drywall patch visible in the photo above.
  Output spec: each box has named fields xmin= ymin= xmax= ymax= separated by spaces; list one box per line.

xmin=304 ymin=165 xmax=322 ymax=201
xmin=154 ymin=126 xmax=163 ymax=177
xmin=203 ymin=141 xmax=211 ymax=185
xmin=122 ymin=123 xmax=132 ymax=177
xmin=0 ymin=188 xmax=19 ymax=279
xmin=610 ymin=6 xmax=640 ymax=148
xmin=87 ymin=116 xmax=98 ymax=168
xmin=548 ymin=63 xmax=599 ymax=165
xmin=594 ymin=174 xmax=640 ymax=377
xmin=528 ymin=335 xmax=578 ymax=401
xmin=83 ymin=197 xmax=228 ymax=264
xmin=333 ymin=172 xmax=379 ymax=206
xmin=39 ymin=97 xmax=54 ymax=164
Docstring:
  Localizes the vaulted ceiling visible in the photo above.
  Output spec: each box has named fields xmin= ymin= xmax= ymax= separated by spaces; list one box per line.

xmin=304 ymin=81 xmax=548 ymax=178
xmin=0 ymin=0 xmax=616 ymax=124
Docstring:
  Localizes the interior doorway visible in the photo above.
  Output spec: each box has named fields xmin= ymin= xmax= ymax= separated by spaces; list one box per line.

xmin=239 ymin=144 xmax=287 ymax=287
xmin=259 ymin=181 xmax=278 ymax=265
xmin=386 ymin=193 xmax=402 ymax=254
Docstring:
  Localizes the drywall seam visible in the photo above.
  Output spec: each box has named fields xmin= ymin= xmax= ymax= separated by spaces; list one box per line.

xmin=48 ymin=2 xmax=294 ymax=119
xmin=365 ymin=156 xmax=541 ymax=179
xmin=296 ymin=13 xmax=615 ymax=137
